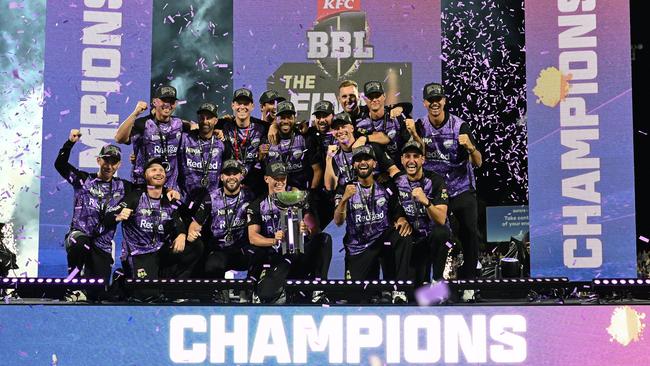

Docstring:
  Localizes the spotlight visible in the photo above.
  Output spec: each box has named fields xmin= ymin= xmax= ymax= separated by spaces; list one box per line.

xmin=497 ymin=257 xmax=522 ymax=278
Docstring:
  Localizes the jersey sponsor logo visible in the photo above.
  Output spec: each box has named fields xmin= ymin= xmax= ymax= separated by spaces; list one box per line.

xmin=154 ymin=144 xmax=179 ymax=155
xmin=286 ymin=161 xmax=304 ymax=171
xmin=354 ymin=210 xmax=384 ymax=223
xmin=185 ymin=158 xmax=220 ymax=170
xmin=426 ymin=149 xmax=450 ymax=161
xmin=218 ymin=218 xmax=247 ymax=229
xmin=139 ymin=219 xmax=163 ymax=231
xmin=443 ymin=139 xmax=454 ymax=149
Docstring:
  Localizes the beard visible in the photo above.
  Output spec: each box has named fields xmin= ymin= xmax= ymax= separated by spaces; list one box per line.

xmin=355 ymin=163 xmax=373 ymax=179
xmin=223 ymin=178 xmax=240 ymax=193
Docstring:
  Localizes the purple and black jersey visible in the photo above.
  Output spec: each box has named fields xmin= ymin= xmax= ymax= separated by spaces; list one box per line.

xmin=221 ymin=120 xmax=266 ymax=176
xmin=105 ymin=190 xmax=185 ymax=256
xmin=267 ymin=133 xmax=320 ymax=190
xmin=337 ymin=181 xmax=404 ymax=255
xmin=330 ymin=143 xmax=395 ymax=189
xmin=246 ymin=193 xmax=313 ymax=253
xmin=55 ymin=140 xmax=131 ymax=254
xmin=356 ymin=109 xmax=404 ymax=162
xmin=393 ymin=171 xmax=448 ymax=238
xmin=194 ymin=188 xmax=254 ymax=249
xmin=177 ymin=130 xmax=228 ymax=197
xmin=130 ymin=116 xmax=184 ymax=189
xmin=416 ymin=113 xmax=477 ymax=197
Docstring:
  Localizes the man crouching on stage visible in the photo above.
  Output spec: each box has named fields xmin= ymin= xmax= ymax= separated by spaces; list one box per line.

xmin=246 ymin=162 xmax=332 ymax=304
xmin=104 ymin=158 xmax=203 ymax=299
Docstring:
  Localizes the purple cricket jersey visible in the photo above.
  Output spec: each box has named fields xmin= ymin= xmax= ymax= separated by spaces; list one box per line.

xmin=418 ymin=113 xmax=476 ymax=197
xmin=119 ymin=191 xmax=184 ymax=256
xmin=267 ymin=133 xmax=318 ymax=190
xmin=55 ymin=140 xmax=130 ymax=254
xmin=131 ymin=116 xmax=183 ymax=189
xmin=356 ymin=111 xmax=403 ymax=161
xmin=393 ymin=171 xmax=449 ymax=238
xmin=341 ymin=182 xmax=396 ymax=255
xmin=208 ymin=188 xmax=254 ymax=249
xmin=177 ymin=130 xmax=226 ymax=197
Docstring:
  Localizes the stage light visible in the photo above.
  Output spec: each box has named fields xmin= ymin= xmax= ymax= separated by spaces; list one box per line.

xmin=498 ymin=257 xmax=522 ymax=278
xmin=591 ymin=278 xmax=650 ymax=299
xmin=442 ymin=277 xmax=570 ymax=293
xmin=0 ymin=277 xmax=106 ymax=300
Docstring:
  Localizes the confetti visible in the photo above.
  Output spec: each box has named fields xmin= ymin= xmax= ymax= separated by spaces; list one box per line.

xmin=414 ymin=281 xmax=450 ymax=306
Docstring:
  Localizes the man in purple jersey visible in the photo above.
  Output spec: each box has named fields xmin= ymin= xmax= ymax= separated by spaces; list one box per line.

xmin=105 ymin=158 xmax=203 ymax=292
xmin=114 ymin=85 xmax=187 ymax=190
xmin=219 ymin=88 xmax=268 ymax=197
xmin=333 ymin=145 xmax=413 ymax=303
xmin=324 ymin=112 xmax=400 ymax=193
xmin=393 ymin=140 xmax=452 ymax=283
xmin=247 ymin=162 xmax=332 ymax=304
xmin=266 ymin=101 xmax=322 ymax=191
xmin=406 ymin=82 xmax=483 ymax=280
xmin=177 ymin=102 xmax=228 ymax=198
xmin=55 ymin=129 xmax=130 ymax=283
xmin=258 ymin=89 xmax=286 ymax=134
xmin=188 ymin=160 xmax=255 ymax=280
xmin=305 ymin=100 xmax=337 ymax=230
xmin=356 ymin=81 xmax=413 ymax=164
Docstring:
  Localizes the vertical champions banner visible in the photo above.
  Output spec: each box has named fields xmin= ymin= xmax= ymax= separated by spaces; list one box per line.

xmin=233 ymin=0 xmax=441 ymax=121
xmin=39 ymin=0 xmax=153 ymax=275
xmin=526 ymin=0 xmax=636 ymax=279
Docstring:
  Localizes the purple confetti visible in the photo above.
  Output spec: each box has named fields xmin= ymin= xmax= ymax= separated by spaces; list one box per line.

xmin=65 ymin=268 xmax=80 ymax=281
xmin=640 ymin=236 xmax=649 ymax=243
xmin=415 ymin=282 xmax=450 ymax=306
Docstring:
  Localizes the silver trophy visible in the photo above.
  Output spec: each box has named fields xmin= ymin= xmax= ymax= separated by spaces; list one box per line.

xmin=273 ymin=190 xmax=308 ymax=255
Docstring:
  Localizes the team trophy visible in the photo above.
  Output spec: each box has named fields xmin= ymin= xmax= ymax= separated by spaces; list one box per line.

xmin=273 ymin=190 xmax=308 ymax=255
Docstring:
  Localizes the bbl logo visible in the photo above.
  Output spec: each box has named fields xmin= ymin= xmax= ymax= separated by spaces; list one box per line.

xmin=307 ymin=0 xmax=374 ymax=79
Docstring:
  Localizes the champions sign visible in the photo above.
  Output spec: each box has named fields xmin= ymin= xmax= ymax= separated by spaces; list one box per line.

xmin=1 ymin=305 xmax=648 ymax=365
xmin=526 ymin=0 xmax=636 ymax=279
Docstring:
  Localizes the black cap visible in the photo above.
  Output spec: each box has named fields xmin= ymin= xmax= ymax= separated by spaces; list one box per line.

xmin=144 ymin=157 xmax=166 ymax=171
xmin=265 ymin=162 xmax=288 ymax=178
xmin=233 ymin=88 xmax=253 ymax=103
xmin=331 ymin=112 xmax=353 ymax=128
xmin=352 ymin=145 xmax=376 ymax=161
xmin=197 ymin=102 xmax=218 ymax=117
xmin=312 ymin=100 xmax=334 ymax=115
xmin=98 ymin=144 xmax=121 ymax=161
xmin=259 ymin=90 xmax=285 ymax=105
xmin=401 ymin=139 xmax=424 ymax=155
xmin=222 ymin=159 xmax=244 ymax=174
xmin=154 ymin=85 xmax=178 ymax=100
xmin=276 ymin=101 xmax=296 ymax=116
xmin=423 ymin=82 xmax=445 ymax=100
xmin=364 ymin=80 xmax=384 ymax=96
